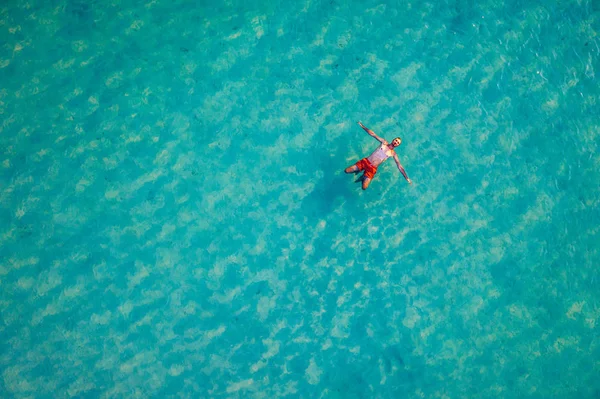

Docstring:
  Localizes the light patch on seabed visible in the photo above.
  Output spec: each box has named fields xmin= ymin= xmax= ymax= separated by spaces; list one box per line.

xmin=127 ymin=261 xmax=150 ymax=289
xmin=91 ymin=310 xmax=113 ymax=325
xmin=105 ymin=71 xmax=124 ymax=88
xmin=305 ymin=357 xmax=322 ymax=385
xmin=459 ymin=295 xmax=485 ymax=321
xmin=2 ymin=256 xmax=39 ymax=274
xmin=321 ymin=338 xmax=333 ymax=350
xmin=337 ymin=78 xmax=359 ymax=101
xmin=508 ymin=303 xmax=535 ymax=326
xmin=251 ymin=16 xmax=266 ymax=39
xmin=402 ymin=306 xmax=421 ymax=329
xmin=75 ymin=176 xmax=94 ymax=192
xmin=292 ymin=129 xmax=317 ymax=148
xmin=366 ymin=53 xmax=390 ymax=81
xmin=15 ymin=276 xmax=35 ymax=290
xmin=197 ymin=325 xmax=227 ymax=347
xmin=516 ymin=192 xmax=555 ymax=230
xmin=330 ymin=311 xmax=352 ymax=338
xmin=315 ymin=55 xmax=337 ymax=76
xmin=311 ymin=21 xmax=330 ymax=47
xmin=125 ymin=169 xmax=165 ymax=196
xmin=336 ymin=30 xmax=352 ymax=49
xmin=168 ymin=364 xmax=185 ymax=377
xmin=31 ymin=300 xmax=63 ymax=326
xmin=542 ymin=93 xmax=560 ymax=113
xmin=3 ymin=366 xmax=35 ymax=396
xmin=552 ymin=336 xmax=580 ymax=353
xmin=225 ymin=30 xmax=242 ymax=41
xmin=336 ymin=289 xmax=352 ymax=307
xmin=118 ymin=350 xmax=158 ymax=374
xmin=566 ymin=301 xmax=585 ymax=320
xmin=126 ymin=19 xmax=144 ymax=34
xmin=583 ymin=305 xmax=600 ymax=329
xmin=226 ymin=379 xmax=254 ymax=394
xmin=211 ymin=286 xmax=242 ymax=304
xmin=202 ymin=353 xmax=232 ymax=375
xmin=67 ymin=376 xmax=95 ymax=397
xmin=392 ymin=62 xmax=422 ymax=89
xmin=257 ymin=295 xmax=278 ymax=321
xmin=97 ymin=184 xmax=125 ymax=208
xmin=293 ymin=334 xmax=312 ymax=344
xmin=323 ymin=120 xmax=348 ymax=141
xmin=35 ymin=268 xmax=63 ymax=297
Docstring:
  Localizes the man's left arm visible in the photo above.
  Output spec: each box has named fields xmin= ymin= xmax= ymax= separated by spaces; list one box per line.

xmin=394 ymin=154 xmax=412 ymax=184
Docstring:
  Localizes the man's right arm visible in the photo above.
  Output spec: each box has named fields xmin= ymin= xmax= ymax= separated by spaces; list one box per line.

xmin=358 ymin=121 xmax=386 ymax=144
xmin=394 ymin=154 xmax=412 ymax=184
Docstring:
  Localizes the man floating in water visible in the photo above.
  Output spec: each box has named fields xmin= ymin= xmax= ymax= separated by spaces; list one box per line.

xmin=345 ymin=121 xmax=412 ymax=190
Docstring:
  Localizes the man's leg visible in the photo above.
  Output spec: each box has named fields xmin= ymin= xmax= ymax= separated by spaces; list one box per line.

xmin=345 ymin=164 xmax=359 ymax=174
xmin=362 ymin=177 xmax=372 ymax=190
xmin=362 ymin=168 xmax=376 ymax=190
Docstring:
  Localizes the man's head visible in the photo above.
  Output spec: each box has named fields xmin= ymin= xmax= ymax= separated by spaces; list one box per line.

xmin=391 ymin=137 xmax=402 ymax=147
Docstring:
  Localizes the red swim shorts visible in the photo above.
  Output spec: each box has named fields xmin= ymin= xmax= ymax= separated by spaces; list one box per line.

xmin=355 ymin=158 xmax=378 ymax=179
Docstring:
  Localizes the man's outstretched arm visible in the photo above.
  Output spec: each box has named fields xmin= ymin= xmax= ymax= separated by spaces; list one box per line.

xmin=358 ymin=121 xmax=386 ymax=144
xmin=394 ymin=154 xmax=412 ymax=184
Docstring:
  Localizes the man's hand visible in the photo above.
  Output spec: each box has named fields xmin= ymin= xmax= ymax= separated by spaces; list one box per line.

xmin=357 ymin=121 xmax=365 ymax=128
xmin=407 ymin=178 xmax=412 ymax=185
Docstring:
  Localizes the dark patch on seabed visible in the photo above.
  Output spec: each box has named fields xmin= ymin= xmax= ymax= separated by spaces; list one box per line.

xmin=63 ymin=0 xmax=97 ymax=36
xmin=299 ymin=139 xmax=361 ymax=218
xmin=449 ymin=0 xmax=478 ymax=35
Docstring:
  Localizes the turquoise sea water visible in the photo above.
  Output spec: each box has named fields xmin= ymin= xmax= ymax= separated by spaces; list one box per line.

xmin=1 ymin=0 xmax=599 ymax=397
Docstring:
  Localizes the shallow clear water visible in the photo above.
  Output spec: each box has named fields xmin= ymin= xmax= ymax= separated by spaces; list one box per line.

xmin=1 ymin=0 xmax=599 ymax=398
